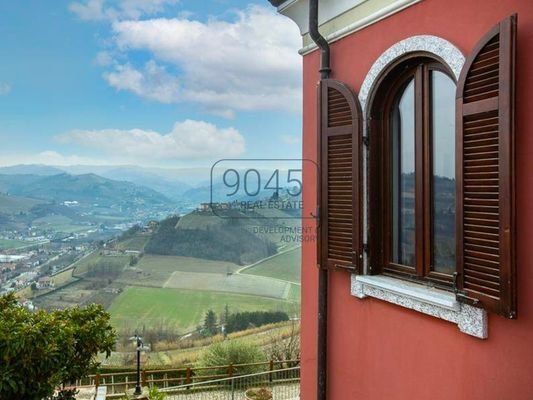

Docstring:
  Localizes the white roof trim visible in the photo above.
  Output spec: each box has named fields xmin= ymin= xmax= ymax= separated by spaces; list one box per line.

xmin=299 ymin=0 xmax=422 ymax=55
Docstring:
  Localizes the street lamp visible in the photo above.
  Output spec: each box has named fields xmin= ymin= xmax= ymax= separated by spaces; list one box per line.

xmin=129 ymin=334 xmax=150 ymax=396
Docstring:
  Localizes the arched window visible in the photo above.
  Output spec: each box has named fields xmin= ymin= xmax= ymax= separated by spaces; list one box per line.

xmin=369 ymin=56 xmax=457 ymax=287
xmin=330 ymin=18 xmax=516 ymax=319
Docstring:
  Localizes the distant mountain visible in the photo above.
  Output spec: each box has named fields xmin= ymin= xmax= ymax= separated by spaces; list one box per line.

xmin=60 ymin=165 xmax=211 ymax=188
xmin=0 ymin=164 xmax=299 ymax=206
xmin=0 ymin=164 xmax=64 ymax=176
xmin=0 ymin=193 xmax=46 ymax=215
xmin=0 ymin=164 xmax=205 ymax=201
xmin=181 ymin=184 xmax=224 ymax=204
xmin=94 ymin=166 xmax=192 ymax=201
xmin=0 ymin=173 xmax=173 ymax=207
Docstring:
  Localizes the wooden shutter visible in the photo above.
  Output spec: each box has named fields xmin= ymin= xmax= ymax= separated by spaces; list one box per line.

xmin=456 ymin=15 xmax=517 ymax=318
xmin=318 ymin=79 xmax=362 ymax=273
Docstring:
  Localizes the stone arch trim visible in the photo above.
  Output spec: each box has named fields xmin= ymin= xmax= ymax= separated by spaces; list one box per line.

xmin=359 ymin=35 xmax=465 ymax=114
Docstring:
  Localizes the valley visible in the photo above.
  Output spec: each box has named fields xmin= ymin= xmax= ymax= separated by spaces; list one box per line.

xmin=0 ymin=164 xmax=304 ymax=368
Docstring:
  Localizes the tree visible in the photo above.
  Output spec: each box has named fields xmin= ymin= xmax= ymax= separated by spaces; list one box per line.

xmin=0 ymin=293 xmax=116 ymax=400
xmin=203 ymin=309 xmax=218 ymax=336
xmin=266 ymin=319 xmax=300 ymax=367
xmin=226 ymin=311 xmax=289 ymax=333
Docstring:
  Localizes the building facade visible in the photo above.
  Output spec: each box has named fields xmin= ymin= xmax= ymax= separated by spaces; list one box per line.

xmin=272 ymin=0 xmax=533 ymax=399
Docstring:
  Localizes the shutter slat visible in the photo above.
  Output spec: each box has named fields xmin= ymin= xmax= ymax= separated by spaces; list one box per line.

xmin=320 ymin=80 xmax=362 ymax=272
xmin=456 ymin=14 xmax=516 ymax=318
xmin=327 ymin=86 xmax=353 ymax=127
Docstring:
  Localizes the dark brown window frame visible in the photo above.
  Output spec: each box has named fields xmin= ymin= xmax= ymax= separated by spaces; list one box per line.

xmin=319 ymin=15 xmax=516 ymax=318
xmin=368 ymin=54 xmax=457 ymax=290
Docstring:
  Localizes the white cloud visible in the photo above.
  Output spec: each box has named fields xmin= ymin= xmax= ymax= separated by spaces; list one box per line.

xmin=104 ymin=61 xmax=180 ymax=103
xmin=94 ymin=51 xmax=114 ymax=66
xmin=56 ymin=119 xmax=245 ymax=162
xmin=105 ymin=5 xmax=301 ymax=116
xmin=69 ymin=0 xmax=179 ymax=21
xmin=280 ymin=134 xmax=301 ymax=145
xmin=0 ymin=83 xmax=12 ymax=96
xmin=69 ymin=0 xmax=106 ymax=21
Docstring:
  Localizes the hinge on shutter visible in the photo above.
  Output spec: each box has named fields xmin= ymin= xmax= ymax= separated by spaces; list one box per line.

xmin=311 ymin=206 xmax=320 ymax=223
xmin=334 ymin=263 xmax=357 ymax=273
xmin=453 ymin=272 xmax=481 ymax=306
xmin=363 ymin=242 xmax=369 ymax=254
xmin=362 ymin=135 xmax=369 ymax=147
xmin=456 ymin=292 xmax=480 ymax=307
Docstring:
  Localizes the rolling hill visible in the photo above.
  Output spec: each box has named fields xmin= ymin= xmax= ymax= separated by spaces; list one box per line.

xmin=145 ymin=214 xmax=278 ymax=265
xmin=0 ymin=172 xmax=178 ymax=232
xmin=0 ymin=173 xmax=173 ymax=207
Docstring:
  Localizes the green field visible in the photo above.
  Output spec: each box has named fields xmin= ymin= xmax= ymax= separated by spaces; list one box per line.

xmin=72 ymin=251 xmax=101 ymax=275
xmin=33 ymin=215 xmax=89 ymax=233
xmin=0 ymin=239 xmax=34 ymax=250
xmin=287 ymin=284 xmax=301 ymax=302
xmin=0 ymin=193 xmax=43 ymax=214
xmin=108 ymin=286 xmax=299 ymax=332
xmin=243 ymin=247 xmax=301 ymax=284
xmin=138 ymin=254 xmax=240 ymax=274
xmin=115 ymin=235 xmax=149 ymax=251
xmin=72 ymin=251 xmax=130 ymax=276
xmin=116 ymin=255 xmax=240 ymax=288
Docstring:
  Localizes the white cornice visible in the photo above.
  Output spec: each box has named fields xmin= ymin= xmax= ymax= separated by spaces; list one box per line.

xmin=277 ymin=0 xmax=299 ymax=12
xmin=277 ymin=0 xmax=369 ymax=36
xmin=298 ymin=0 xmax=422 ymax=55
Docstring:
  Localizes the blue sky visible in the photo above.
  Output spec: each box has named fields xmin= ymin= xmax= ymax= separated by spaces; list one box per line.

xmin=0 ymin=0 xmax=302 ymax=168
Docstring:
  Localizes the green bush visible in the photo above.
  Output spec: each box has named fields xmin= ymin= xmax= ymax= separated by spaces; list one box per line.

xmin=0 ymin=293 xmax=116 ymax=400
xmin=196 ymin=340 xmax=266 ymax=376
xmin=148 ymin=386 xmax=167 ymax=400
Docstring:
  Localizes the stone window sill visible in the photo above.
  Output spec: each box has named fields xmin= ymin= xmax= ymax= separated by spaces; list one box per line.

xmin=351 ymin=274 xmax=488 ymax=339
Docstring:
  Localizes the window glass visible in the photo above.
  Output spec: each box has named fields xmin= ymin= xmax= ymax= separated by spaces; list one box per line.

xmin=391 ymin=79 xmax=415 ymax=266
xmin=431 ymin=71 xmax=456 ymax=273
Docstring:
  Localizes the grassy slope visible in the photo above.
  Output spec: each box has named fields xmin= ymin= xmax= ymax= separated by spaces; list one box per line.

xmin=243 ymin=247 xmax=301 ymax=284
xmin=32 ymin=215 xmax=88 ymax=233
xmin=137 ymin=254 xmax=239 ymax=274
xmin=116 ymin=255 xmax=241 ymax=287
xmin=176 ymin=209 xmax=301 ymax=248
xmin=108 ymin=286 xmax=299 ymax=332
xmin=0 ymin=193 xmax=43 ymax=214
xmin=72 ymin=251 xmax=130 ymax=276
xmin=0 ymin=239 xmax=33 ymax=250
xmin=115 ymin=235 xmax=149 ymax=251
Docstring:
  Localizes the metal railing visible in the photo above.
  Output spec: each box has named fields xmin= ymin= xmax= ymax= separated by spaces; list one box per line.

xmin=162 ymin=366 xmax=300 ymax=400
xmin=76 ymin=359 xmax=300 ymax=396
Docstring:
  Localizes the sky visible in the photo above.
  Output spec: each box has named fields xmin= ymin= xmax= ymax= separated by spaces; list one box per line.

xmin=0 ymin=0 xmax=302 ymax=169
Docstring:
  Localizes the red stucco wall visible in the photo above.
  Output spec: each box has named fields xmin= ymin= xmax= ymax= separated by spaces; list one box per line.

xmin=300 ymin=1 xmax=533 ymax=399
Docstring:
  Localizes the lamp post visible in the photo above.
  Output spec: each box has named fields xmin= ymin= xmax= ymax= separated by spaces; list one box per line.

xmin=129 ymin=334 xmax=150 ymax=397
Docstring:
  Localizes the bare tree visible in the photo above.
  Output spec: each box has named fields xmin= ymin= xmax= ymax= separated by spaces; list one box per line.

xmin=265 ymin=319 xmax=300 ymax=367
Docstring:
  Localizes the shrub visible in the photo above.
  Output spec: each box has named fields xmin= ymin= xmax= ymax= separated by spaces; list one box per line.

xmin=196 ymin=340 xmax=266 ymax=376
xmin=148 ymin=386 xmax=166 ymax=400
xmin=0 ymin=293 xmax=116 ymax=400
